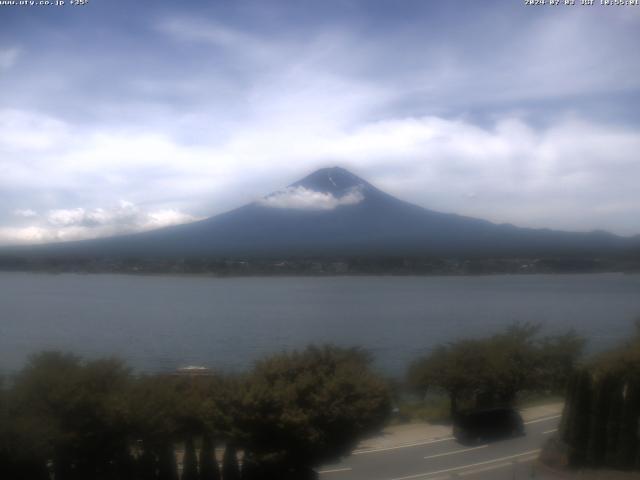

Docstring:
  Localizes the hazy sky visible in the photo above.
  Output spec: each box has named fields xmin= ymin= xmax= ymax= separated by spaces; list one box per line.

xmin=1 ymin=0 xmax=639 ymax=244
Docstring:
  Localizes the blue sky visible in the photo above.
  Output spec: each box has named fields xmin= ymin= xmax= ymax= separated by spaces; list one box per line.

xmin=1 ymin=0 xmax=639 ymax=244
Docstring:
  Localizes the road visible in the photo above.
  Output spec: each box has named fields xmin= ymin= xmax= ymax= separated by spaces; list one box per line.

xmin=318 ymin=414 xmax=561 ymax=480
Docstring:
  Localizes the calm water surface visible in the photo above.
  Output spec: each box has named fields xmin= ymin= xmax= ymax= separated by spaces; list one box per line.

xmin=1 ymin=272 xmax=639 ymax=376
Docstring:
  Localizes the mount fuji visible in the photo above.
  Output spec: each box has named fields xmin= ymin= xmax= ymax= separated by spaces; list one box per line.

xmin=5 ymin=167 xmax=637 ymax=258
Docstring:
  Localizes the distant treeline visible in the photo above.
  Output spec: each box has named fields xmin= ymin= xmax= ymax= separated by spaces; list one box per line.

xmin=0 ymin=346 xmax=390 ymax=480
xmin=1 ymin=254 xmax=639 ymax=275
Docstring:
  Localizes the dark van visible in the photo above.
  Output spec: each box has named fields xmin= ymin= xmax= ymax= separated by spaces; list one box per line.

xmin=453 ymin=407 xmax=525 ymax=444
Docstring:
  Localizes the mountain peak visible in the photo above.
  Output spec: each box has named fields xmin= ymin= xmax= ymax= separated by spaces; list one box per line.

xmin=291 ymin=167 xmax=368 ymax=194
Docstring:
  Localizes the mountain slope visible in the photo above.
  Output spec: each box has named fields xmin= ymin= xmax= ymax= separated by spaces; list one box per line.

xmin=4 ymin=167 xmax=638 ymax=258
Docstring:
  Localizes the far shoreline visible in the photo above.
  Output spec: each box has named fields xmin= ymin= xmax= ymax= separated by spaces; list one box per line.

xmin=0 ymin=269 xmax=637 ymax=280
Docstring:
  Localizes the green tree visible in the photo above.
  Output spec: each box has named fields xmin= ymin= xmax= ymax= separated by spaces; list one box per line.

xmin=538 ymin=329 xmax=586 ymax=393
xmin=558 ymin=372 xmax=576 ymax=442
xmin=408 ymin=341 xmax=489 ymax=415
xmin=617 ymin=379 xmax=640 ymax=469
xmin=239 ymin=451 xmax=261 ymax=480
xmin=235 ymin=345 xmax=390 ymax=477
xmin=182 ymin=436 xmax=198 ymax=480
xmin=558 ymin=322 xmax=640 ymax=469
xmin=605 ymin=379 xmax=624 ymax=467
xmin=10 ymin=352 xmax=133 ymax=480
xmin=135 ymin=448 xmax=157 ymax=480
xmin=128 ymin=371 xmax=235 ymax=480
xmin=198 ymin=433 xmax=220 ymax=480
xmin=0 ymin=373 xmax=50 ymax=480
xmin=408 ymin=323 xmax=585 ymax=416
xmin=586 ymin=374 xmax=615 ymax=466
xmin=129 ymin=375 xmax=181 ymax=480
xmin=567 ymin=369 xmax=592 ymax=466
xmin=170 ymin=373 xmax=229 ymax=480
xmin=222 ymin=443 xmax=240 ymax=480
xmin=157 ymin=443 xmax=178 ymax=480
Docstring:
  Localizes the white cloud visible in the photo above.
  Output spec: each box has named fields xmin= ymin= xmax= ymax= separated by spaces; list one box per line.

xmin=0 ymin=47 xmax=20 ymax=70
xmin=48 ymin=208 xmax=89 ymax=226
xmin=146 ymin=209 xmax=199 ymax=229
xmin=157 ymin=18 xmax=269 ymax=58
xmin=258 ymin=186 xmax=364 ymax=211
xmin=13 ymin=209 xmax=37 ymax=218
xmin=1 ymin=105 xmax=639 ymax=237
xmin=0 ymin=226 xmax=53 ymax=245
xmin=0 ymin=109 xmax=71 ymax=152
xmin=0 ymin=201 xmax=199 ymax=245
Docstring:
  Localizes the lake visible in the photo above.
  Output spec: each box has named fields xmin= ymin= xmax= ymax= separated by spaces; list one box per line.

xmin=1 ymin=272 xmax=639 ymax=377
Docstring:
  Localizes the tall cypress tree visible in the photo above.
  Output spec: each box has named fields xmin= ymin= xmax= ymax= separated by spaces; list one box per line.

xmin=560 ymin=372 xmax=578 ymax=443
xmin=53 ymin=447 xmax=76 ymax=480
xmin=182 ymin=437 xmax=199 ymax=480
xmin=634 ymin=380 xmax=640 ymax=471
xmin=199 ymin=434 xmax=220 ymax=480
xmin=239 ymin=451 xmax=259 ymax=480
xmin=137 ymin=448 xmax=157 ymax=480
xmin=568 ymin=369 xmax=591 ymax=466
xmin=586 ymin=374 xmax=615 ymax=467
xmin=158 ymin=443 xmax=179 ymax=480
xmin=222 ymin=444 xmax=240 ymax=480
xmin=617 ymin=380 xmax=640 ymax=469
xmin=604 ymin=379 xmax=624 ymax=467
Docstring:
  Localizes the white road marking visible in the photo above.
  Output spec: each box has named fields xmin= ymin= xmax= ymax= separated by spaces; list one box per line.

xmin=459 ymin=453 xmax=539 ymax=476
xmin=524 ymin=414 xmax=561 ymax=425
xmin=543 ymin=428 xmax=558 ymax=434
xmin=423 ymin=444 xmax=488 ymax=460
xmin=353 ymin=414 xmax=559 ymax=456
xmin=517 ymin=455 xmax=539 ymax=463
xmin=352 ymin=437 xmax=455 ymax=455
xmin=458 ymin=461 xmax=513 ymax=476
xmin=318 ymin=467 xmax=353 ymax=474
xmin=387 ymin=449 xmax=541 ymax=480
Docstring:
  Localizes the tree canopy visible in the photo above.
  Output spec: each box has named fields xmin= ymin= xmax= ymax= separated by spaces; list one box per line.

xmin=236 ymin=345 xmax=391 ymax=476
xmin=0 ymin=346 xmax=391 ymax=479
xmin=408 ymin=323 xmax=585 ymax=415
